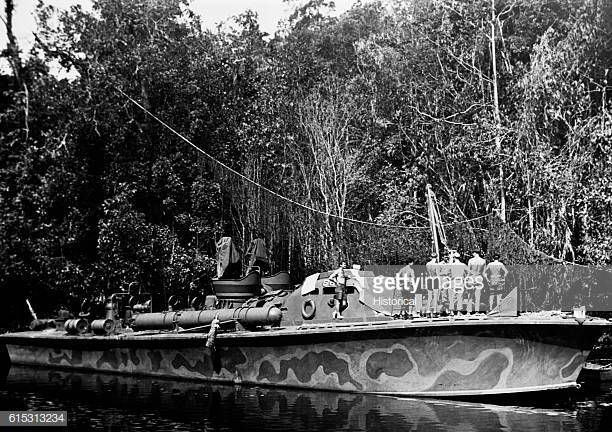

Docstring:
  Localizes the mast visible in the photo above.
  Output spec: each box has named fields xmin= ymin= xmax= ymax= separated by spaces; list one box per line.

xmin=426 ymin=184 xmax=447 ymax=260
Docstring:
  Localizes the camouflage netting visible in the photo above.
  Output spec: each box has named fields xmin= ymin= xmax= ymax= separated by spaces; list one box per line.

xmin=486 ymin=216 xmax=612 ymax=312
xmin=208 ymin=162 xmax=534 ymax=275
xmin=486 ymin=215 xmax=559 ymax=265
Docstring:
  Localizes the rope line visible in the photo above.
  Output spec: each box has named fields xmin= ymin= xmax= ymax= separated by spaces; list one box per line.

xmin=116 ymin=88 xmax=484 ymax=231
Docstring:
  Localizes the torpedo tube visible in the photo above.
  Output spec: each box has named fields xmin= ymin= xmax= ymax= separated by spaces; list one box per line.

xmin=131 ymin=304 xmax=282 ymax=331
xmin=130 ymin=311 xmax=178 ymax=331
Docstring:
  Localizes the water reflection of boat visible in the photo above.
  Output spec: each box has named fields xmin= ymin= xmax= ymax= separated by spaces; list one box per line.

xmin=3 ymin=366 xmax=583 ymax=432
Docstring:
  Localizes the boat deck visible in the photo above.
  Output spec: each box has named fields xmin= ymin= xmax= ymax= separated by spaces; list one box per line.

xmin=1 ymin=314 xmax=609 ymax=344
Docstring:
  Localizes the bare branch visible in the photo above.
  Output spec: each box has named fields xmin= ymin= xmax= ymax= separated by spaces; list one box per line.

xmin=406 ymin=104 xmax=478 ymax=127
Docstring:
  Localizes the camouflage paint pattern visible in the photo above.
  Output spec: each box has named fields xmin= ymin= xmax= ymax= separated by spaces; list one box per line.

xmin=2 ymin=320 xmax=601 ymax=396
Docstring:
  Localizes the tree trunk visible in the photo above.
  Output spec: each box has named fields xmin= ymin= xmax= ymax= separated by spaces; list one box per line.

xmin=491 ymin=0 xmax=506 ymax=222
xmin=3 ymin=0 xmax=22 ymax=86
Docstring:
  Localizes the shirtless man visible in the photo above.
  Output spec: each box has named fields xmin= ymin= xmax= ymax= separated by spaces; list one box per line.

xmin=467 ymin=250 xmax=486 ymax=313
xmin=448 ymin=250 xmax=468 ymax=313
xmin=484 ymin=254 xmax=508 ymax=311
xmin=329 ymin=262 xmax=349 ymax=319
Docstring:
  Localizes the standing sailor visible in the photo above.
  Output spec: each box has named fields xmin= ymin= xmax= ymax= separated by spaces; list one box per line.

xmin=467 ymin=250 xmax=486 ymax=313
xmin=425 ymin=252 xmax=440 ymax=315
xmin=398 ymin=257 xmax=416 ymax=316
xmin=437 ymin=252 xmax=453 ymax=312
xmin=329 ymin=262 xmax=350 ymax=319
xmin=484 ymin=254 xmax=508 ymax=311
xmin=448 ymin=250 xmax=468 ymax=313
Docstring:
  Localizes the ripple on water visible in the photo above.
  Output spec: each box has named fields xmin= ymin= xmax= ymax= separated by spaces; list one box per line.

xmin=0 ymin=366 xmax=611 ymax=431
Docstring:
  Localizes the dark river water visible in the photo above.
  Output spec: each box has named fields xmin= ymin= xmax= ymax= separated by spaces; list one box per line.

xmin=1 ymin=365 xmax=611 ymax=431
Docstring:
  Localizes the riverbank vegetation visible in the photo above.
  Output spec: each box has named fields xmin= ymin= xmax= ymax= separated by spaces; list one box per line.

xmin=1 ymin=0 xmax=610 ymax=322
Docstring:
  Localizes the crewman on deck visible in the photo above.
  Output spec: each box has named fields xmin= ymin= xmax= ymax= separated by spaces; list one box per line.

xmin=329 ymin=262 xmax=350 ymax=319
xmin=425 ymin=252 xmax=440 ymax=315
xmin=467 ymin=250 xmax=486 ymax=313
xmin=484 ymin=254 xmax=508 ymax=311
xmin=398 ymin=257 xmax=416 ymax=316
xmin=398 ymin=258 xmax=416 ymax=281
xmin=448 ymin=250 xmax=468 ymax=313
xmin=437 ymin=252 xmax=453 ymax=312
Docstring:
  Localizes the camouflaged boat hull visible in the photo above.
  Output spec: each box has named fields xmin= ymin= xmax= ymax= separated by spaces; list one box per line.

xmin=1 ymin=318 xmax=609 ymax=397
xmin=5 ymin=365 xmax=585 ymax=430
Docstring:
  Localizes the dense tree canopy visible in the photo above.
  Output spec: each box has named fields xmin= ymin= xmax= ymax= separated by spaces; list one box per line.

xmin=1 ymin=0 xmax=610 ymax=326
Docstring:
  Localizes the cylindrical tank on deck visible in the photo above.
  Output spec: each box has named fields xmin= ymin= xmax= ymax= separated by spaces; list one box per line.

xmin=65 ymin=318 xmax=89 ymax=335
xmin=91 ymin=319 xmax=115 ymax=336
xmin=131 ymin=304 xmax=282 ymax=331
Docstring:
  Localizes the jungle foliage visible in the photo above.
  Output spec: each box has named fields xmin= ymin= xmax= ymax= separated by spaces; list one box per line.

xmin=1 ymin=0 xmax=611 ymax=324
